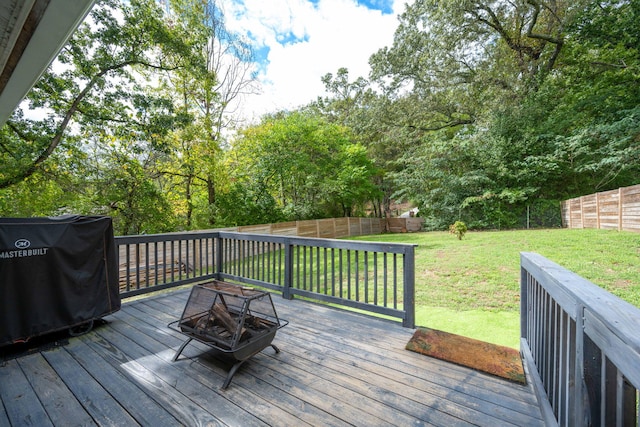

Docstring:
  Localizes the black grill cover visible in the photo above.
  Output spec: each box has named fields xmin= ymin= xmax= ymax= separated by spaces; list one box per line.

xmin=0 ymin=215 xmax=120 ymax=346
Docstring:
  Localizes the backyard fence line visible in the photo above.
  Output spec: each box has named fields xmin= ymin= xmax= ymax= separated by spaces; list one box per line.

xmin=232 ymin=216 xmax=424 ymax=238
xmin=560 ymin=184 xmax=640 ymax=232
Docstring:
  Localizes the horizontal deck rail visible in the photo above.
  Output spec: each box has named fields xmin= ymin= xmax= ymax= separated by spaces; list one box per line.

xmin=115 ymin=231 xmax=416 ymax=328
xmin=520 ymin=252 xmax=640 ymax=426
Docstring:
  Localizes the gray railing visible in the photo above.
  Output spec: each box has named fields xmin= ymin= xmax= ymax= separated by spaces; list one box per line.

xmin=520 ymin=252 xmax=640 ymax=426
xmin=115 ymin=231 xmax=416 ymax=328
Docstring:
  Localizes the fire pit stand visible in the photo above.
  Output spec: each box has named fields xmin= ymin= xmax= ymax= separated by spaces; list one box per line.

xmin=168 ymin=280 xmax=287 ymax=389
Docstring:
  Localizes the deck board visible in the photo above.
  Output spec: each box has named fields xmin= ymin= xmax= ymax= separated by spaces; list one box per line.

xmin=0 ymin=287 xmax=545 ymax=426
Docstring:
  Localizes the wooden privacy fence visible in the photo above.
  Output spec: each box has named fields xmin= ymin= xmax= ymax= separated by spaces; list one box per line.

xmin=561 ymin=184 xmax=640 ymax=232
xmin=234 ymin=216 xmax=424 ymax=237
xmin=520 ymin=253 xmax=640 ymax=426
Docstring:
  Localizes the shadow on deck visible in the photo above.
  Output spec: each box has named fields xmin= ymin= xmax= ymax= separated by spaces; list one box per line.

xmin=0 ymin=288 xmax=544 ymax=426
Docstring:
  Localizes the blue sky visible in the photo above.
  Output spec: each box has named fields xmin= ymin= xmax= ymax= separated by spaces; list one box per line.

xmin=223 ymin=0 xmax=410 ymax=123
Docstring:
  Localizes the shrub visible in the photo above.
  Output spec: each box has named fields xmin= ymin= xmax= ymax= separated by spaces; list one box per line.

xmin=449 ymin=221 xmax=468 ymax=240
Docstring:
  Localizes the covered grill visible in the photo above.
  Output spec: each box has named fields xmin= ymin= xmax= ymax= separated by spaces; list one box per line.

xmin=0 ymin=215 xmax=120 ymax=347
xmin=169 ymin=280 xmax=287 ymax=389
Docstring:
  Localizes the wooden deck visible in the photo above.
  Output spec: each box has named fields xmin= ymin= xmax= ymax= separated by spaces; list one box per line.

xmin=0 ymin=288 xmax=545 ymax=426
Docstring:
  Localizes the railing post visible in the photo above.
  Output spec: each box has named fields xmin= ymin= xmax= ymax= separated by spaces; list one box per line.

xmin=402 ymin=245 xmax=416 ymax=328
xmin=283 ymin=238 xmax=293 ymax=300
xmin=520 ymin=263 xmax=528 ymax=342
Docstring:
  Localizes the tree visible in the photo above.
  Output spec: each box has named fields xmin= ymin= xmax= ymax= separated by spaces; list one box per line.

xmin=364 ymin=0 xmax=640 ymax=229
xmin=77 ymin=135 xmax=177 ymax=235
xmin=159 ymin=0 xmax=258 ymax=227
xmin=313 ymin=68 xmax=407 ymax=218
xmin=231 ymin=111 xmax=379 ymax=220
xmin=0 ymin=0 xmax=194 ymax=191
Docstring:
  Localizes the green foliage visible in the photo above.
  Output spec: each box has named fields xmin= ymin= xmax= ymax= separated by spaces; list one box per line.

xmin=213 ymin=182 xmax=284 ymax=227
xmin=232 ymin=111 xmax=380 ymax=220
xmin=0 ymin=0 xmax=256 ymax=232
xmin=448 ymin=221 xmax=468 ymax=240
xmin=365 ymin=0 xmax=640 ymax=229
xmin=2 ymin=0 xmax=639 ymax=233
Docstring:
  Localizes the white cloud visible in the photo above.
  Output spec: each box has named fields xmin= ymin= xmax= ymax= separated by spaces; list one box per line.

xmin=223 ymin=0 xmax=411 ymax=124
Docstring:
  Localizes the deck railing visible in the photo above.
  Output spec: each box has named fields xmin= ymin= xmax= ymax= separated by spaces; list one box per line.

xmin=115 ymin=231 xmax=416 ymax=328
xmin=520 ymin=252 xmax=640 ymax=426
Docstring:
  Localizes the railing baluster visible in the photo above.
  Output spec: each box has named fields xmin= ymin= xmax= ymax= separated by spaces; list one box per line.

xmin=355 ymin=250 xmax=360 ymax=302
xmin=393 ymin=253 xmax=397 ymax=309
xmin=125 ymin=244 xmax=131 ymax=292
xmin=323 ymin=247 xmax=328 ymax=295
xmin=373 ymin=252 xmax=378 ymax=306
xmin=316 ymin=247 xmax=321 ymax=294
xmin=338 ymin=249 xmax=343 ymax=298
xmin=347 ymin=250 xmax=352 ymax=299
xmin=383 ymin=253 xmax=387 ymax=308
xmin=135 ymin=244 xmax=141 ymax=290
xmin=363 ymin=251 xmax=368 ymax=303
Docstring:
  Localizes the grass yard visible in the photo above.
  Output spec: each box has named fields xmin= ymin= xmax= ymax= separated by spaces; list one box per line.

xmin=354 ymin=228 xmax=640 ymax=348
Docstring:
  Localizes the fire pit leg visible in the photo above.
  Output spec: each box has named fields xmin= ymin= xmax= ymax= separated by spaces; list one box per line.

xmin=222 ymin=360 xmax=245 ymax=390
xmin=221 ymin=344 xmax=280 ymax=390
xmin=172 ymin=337 xmax=193 ymax=362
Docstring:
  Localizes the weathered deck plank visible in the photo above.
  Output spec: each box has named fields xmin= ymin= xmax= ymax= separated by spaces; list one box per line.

xmin=0 ymin=357 xmax=53 ymax=427
xmin=0 ymin=288 xmax=545 ymax=426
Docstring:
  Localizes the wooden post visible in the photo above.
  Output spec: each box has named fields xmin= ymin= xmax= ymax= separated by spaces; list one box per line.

xmin=596 ymin=192 xmax=601 ymax=230
xmin=520 ymin=262 xmax=528 ymax=341
xmin=618 ymin=188 xmax=623 ymax=231
xmin=402 ymin=245 xmax=416 ymax=328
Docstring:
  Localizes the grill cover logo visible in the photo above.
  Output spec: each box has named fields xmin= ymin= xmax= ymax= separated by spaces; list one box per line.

xmin=0 ymin=239 xmax=48 ymax=260
xmin=15 ymin=239 xmax=31 ymax=249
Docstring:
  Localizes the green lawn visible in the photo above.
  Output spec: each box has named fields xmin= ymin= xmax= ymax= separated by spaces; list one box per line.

xmin=354 ymin=228 xmax=640 ymax=348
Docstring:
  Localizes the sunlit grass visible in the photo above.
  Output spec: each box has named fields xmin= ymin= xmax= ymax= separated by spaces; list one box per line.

xmin=353 ymin=228 xmax=640 ymax=348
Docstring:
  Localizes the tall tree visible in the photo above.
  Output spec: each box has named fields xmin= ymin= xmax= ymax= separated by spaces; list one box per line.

xmin=160 ymin=0 xmax=258 ymax=227
xmin=0 ymin=0 xmax=194 ymax=191
xmin=232 ymin=111 xmax=379 ymax=220
xmin=366 ymin=0 xmax=640 ymax=229
xmin=313 ymin=68 xmax=404 ymax=218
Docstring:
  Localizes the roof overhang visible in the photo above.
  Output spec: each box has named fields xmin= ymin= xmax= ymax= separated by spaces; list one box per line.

xmin=0 ymin=0 xmax=95 ymax=126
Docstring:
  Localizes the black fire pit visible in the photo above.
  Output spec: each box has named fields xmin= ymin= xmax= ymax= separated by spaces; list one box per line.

xmin=168 ymin=280 xmax=287 ymax=389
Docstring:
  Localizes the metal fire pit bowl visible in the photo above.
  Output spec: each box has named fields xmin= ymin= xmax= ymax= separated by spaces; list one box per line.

xmin=168 ymin=280 xmax=287 ymax=389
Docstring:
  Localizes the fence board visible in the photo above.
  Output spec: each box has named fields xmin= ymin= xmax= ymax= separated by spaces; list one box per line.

xmin=237 ymin=224 xmax=272 ymax=234
xmin=387 ymin=218 xmax=407 ymax=233
xmin=334 ymin=217 xmax=349 ymax=238
xmin=297 ymin=220 xmax=319 ymax=237
xmin=318 ymin=218 xmax=336 ymax=239
xmin=561 ymin=184 xmax=640 ymax=232
xmin=270 ymin=221 xmax=298 ymax=236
